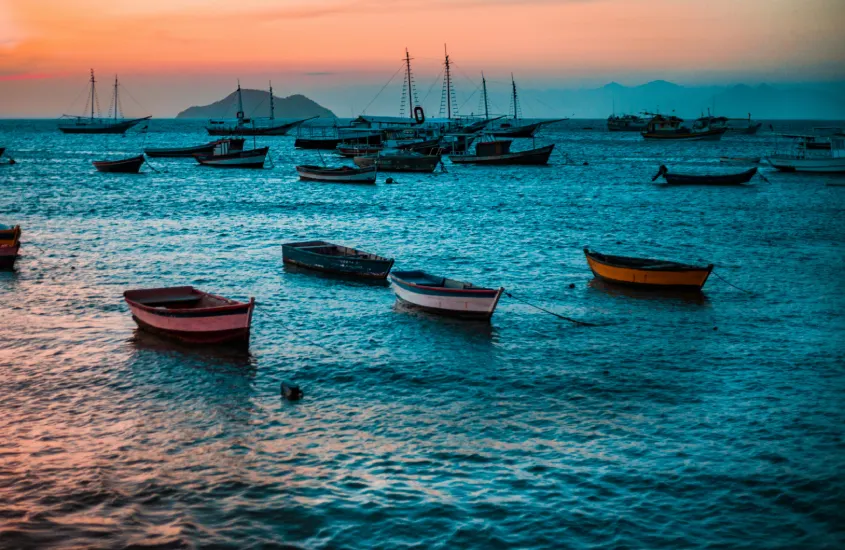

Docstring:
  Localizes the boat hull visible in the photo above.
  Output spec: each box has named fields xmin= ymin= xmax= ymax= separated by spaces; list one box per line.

xmin=353 ymin=154 xmax=440 ymax=173
xmin=195 ymin=147 xmax=268 ymax=168
xmin=642 ymin=128 xmax=727 ymax=141
xmin=206 ymin=119 xmax=308 ymax=136
xmin=663 ymin=167 xmax=757 ymax=185
xmin=450 ymin=144 xmax=554 ymax=165
xmin=766 ymin=156 xmax=845 ymax=173
xmin=585 ymin=249 xmax=712 ymax=290
xmin=283 ymin=241 xmax=394 ymax=278
xmin=0 ymin=243 xmax=19 ymax=270
xmin=124 ymin=287 xmax=254 ymax=346
xmin=389 ymin=273 xmax=503 ymax=321
xmin=93 ymin=155 xmax=145 ymax=173
xmin=59 ymin=116 xmax=151 ymax=135
xmin=489 ymin=121 xmax=543 ymax=138
xmin=294 ymin=137 xmax=341 ymax=150
xmin=145 ymin=139 xmax=245 ymax=158
xmin=295 ymin=165 xmax=377 ymax=183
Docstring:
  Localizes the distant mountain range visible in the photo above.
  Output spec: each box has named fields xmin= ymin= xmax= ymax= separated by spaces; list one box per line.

xmin=177 ymin=89 xmax=335 ymax=119
xmin=521 ymin=80 xmax=845 ymax=120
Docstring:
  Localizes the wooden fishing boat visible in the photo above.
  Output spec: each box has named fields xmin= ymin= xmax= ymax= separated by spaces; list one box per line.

xmin=144 ymin=138 xmax=244 ymax=158
xmin=294 ymin=137 xmax=341 ymax=150
xmin=93 ymin=154 xmax=145 ymax=173
xmin=337 ymin=144 xmax=383 ymax=158
xmin=449 ymin=140 xmax=554 ymax=165
xmin=295 ymin=165 xmax=377 ymax=183
xmin=194 ymin=146 xmax=269 ymax=169
xmin=640 ymin=114 xmax=727 ymax=141
xmin=353 ymin=150 xmax=441 ymax=173
xmin=720 ymin=156 xmax=761 ymax=164
xmin=124 ymin=286 xmax=255 ymax=346
xmin=0 ymin=224 xmax=21 ymax=270
xmin=584 ymin=248 xmax=713 ymax=290
xmin=389 ymin=270 xmax=504 ymax=320
xmin=283 ymin=241 xmax=394 ymax=278
xmin=58 ymin=71 xmax=151 ymax=134
xmin=653 ymin=165 xmax=757 ymax=185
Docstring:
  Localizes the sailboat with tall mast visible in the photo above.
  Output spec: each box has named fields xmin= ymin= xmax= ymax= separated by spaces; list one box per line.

xmin=488 ymin=74 xmax=565 ymax=138
xmin=58 ymin=70 xmax=151 ymax=134
xmin=206 ymin=81 xmax=317 ymax=136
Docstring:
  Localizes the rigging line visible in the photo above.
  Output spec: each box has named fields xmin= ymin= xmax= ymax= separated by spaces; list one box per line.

xmin=710 ymin=270 xmax=756 ymax=295
xmin=361 ymin=64 xmax=405 ymax=115
xmin=419 ymin=69 xmax=444 ymax=106
xmin=504 ymin=291 xmax=600 ymax=327
xmin=64 ymin=81 xmax=91 ymax=115
xmin=458 ymin=84 xmax=482 ymax=112
xmin=118 ymin=83 xmax=151 ymax=116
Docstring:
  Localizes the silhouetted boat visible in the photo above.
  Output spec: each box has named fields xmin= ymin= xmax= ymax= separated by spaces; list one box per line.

xmin=58 ymin=70 xmax=151 ymax=134
xmin=653 ymin=165 xmax=757 ymax=185
xmin=124 ymin=286 xmax=255 ymax=346
xmin=296 ymin=165 xmax=377 ymax=183
xmin=584 ymin=248 xmax=713 ymax=290
xmin=294 ymin=137 xmax=341 ymax=150
xmin=720 ymin=156 xmax=760 ymax=164
xmin=389 ymin=270 xmax=504 ymax=321
xmin=283 ymin=241 xmax=394 ymax=278
xmin=449 ymin=140 xmax=554 ymax=165
xmin=607 ymin=113 xmax=649 ymax=132
xmin=488 ymin=75 xmax=564 ymax=137
xmin=641 ymin=114 xmax=726 ymax=141
xmin=194 ymin=142 xmax=269 ymax=168
xmin=337 ymin=144 xmax=383 ymax=158
xmin=144 ymin=138 xmax=244 ymax=158
xmin=93 ymin=154 xmax=145 ymax=173
xmin=353 ymin=150 xmax=440 ymax=172
xmin=206 ymin=82 xmax=316 ymax=136
xmin=0 ymin=224 xmax=21 ymax=270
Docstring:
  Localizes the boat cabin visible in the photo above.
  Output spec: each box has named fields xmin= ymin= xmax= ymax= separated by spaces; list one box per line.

xmin=645 ymin=115 xmax=684 ymax=133
xmin=476 ymin=140 xmax=512 ymax=156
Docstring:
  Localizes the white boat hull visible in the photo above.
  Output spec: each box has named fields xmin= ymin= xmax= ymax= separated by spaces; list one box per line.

xmin=390 ymin=281 xmax=503 ymax=319
xmin=766 ymin=155 xmax=845 ymax=173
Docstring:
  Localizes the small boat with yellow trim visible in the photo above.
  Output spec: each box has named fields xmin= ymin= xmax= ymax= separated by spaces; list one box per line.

xmin=0 ymin=224 xmax=21 ymax=270
xmin=584 ymin=248 xmax=713 ymax=290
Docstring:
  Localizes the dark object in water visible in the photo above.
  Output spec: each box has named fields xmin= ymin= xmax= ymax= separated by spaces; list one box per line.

xmin=652 ymin=164 xmax=757 ymax=185
xmin=281 ymin=382 xmax=303 ymax=401
xmin=145 ymin=138 xmax=245 ymax=158
xmin=385 ymin=177 xmax=395 ymax=184
xmin=449 ymin=140 xmax=554 ymax=166
xmin=93 ymin=154 xmax=145 ymax=173
xmin=568 ymin=283 xmax=575 ymax=289
xmin=584 ymin=248 xmax=713 ymax=290
xmin=282 ymin=240 xmax=394 ymax=279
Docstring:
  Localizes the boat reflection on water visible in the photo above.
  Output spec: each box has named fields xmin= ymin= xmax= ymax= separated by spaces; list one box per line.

xmin=128 ymin=329 xmax=258 ymax=372
xmin=282 ymin=262 xmax=390 ymax=287
xmin=587 ymin=278 xmax=711 ymax=306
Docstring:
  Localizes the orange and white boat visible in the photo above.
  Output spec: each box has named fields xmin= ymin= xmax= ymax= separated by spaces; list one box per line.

xmin=584 ymin=248 xmax=713 ymax=290
xmin=124 ymin=286 xmax=255 ymax=346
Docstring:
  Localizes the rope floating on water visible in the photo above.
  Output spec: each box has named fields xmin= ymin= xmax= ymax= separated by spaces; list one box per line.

xmin=710 ymin=270 xmax=756 ymax=295
xmin=504 ymin=292 xmax=599 ymax=327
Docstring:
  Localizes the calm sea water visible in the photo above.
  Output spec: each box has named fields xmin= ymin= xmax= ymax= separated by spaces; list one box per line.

xmin=1 ymin=119 xmax=844 ymax=549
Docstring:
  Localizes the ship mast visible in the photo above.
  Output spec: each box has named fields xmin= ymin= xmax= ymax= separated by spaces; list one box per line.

xmin=236 ymin=80 xmax=245 ymax=121
xmin=269 ymin=81 xmax=275 ymax=120
xmin=511 ymin=73 xmax=519 ymax=121
xmin=90 ymin=69 xmax=96 ymax=120
xmin=481 ymin=72 xmax=490 ymax=120
xmin=404 ymin=48 xmax=415 ymax=119
xmin=444 ymin=44 xmax=452 ymax=119
xmin=113 ymin=75 xmax=119 ymax=120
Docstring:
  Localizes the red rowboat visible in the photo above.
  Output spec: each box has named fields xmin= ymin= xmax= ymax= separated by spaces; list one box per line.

xmin=0 ymin=224 xmax=21 ymax=270
xmin=93 ymin=154 xmax=145 ymax=173
xmin=124 ymin=286 xmax=255 ymax=346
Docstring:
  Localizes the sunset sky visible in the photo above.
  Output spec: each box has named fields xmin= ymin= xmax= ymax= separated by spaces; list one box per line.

xmin=1 ymin=0 xmax=843 ymax=117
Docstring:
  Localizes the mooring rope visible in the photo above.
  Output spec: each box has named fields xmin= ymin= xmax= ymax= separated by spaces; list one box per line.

xmin=143 ymin=158 xmax=166 ymax=173
xmin=710 ymin=270 xmax=756 ymax=295
xmin=504 ymin=291 xmax=599 ymax=326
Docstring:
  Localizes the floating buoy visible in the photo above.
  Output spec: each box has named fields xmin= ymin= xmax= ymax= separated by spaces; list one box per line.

xmin=583 ymin=161 xmax=589 ymax=166
xmin=281 ymin=382 xmax=303 ymax=401
xmin=568 ymin=283 xmax=575 ymax=289
xmin=8 ymin=159 xmax=16 ymax=165
xmin=385 ymin=177 xmax=395 ymax=184
xmin=713 ymin=327 xmax=718 ymax=331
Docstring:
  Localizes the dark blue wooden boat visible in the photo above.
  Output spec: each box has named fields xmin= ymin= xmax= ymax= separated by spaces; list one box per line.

xmin=282 ymin=241 xmax=394 ymax=279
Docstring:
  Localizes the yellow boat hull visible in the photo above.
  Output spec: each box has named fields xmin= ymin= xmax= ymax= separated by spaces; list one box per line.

xmin=585 ymin=250 xmax=712 ymax=290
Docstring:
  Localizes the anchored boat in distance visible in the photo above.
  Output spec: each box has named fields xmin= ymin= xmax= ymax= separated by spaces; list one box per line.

xmin=58 ymin=70 xmax=151 ymax=134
